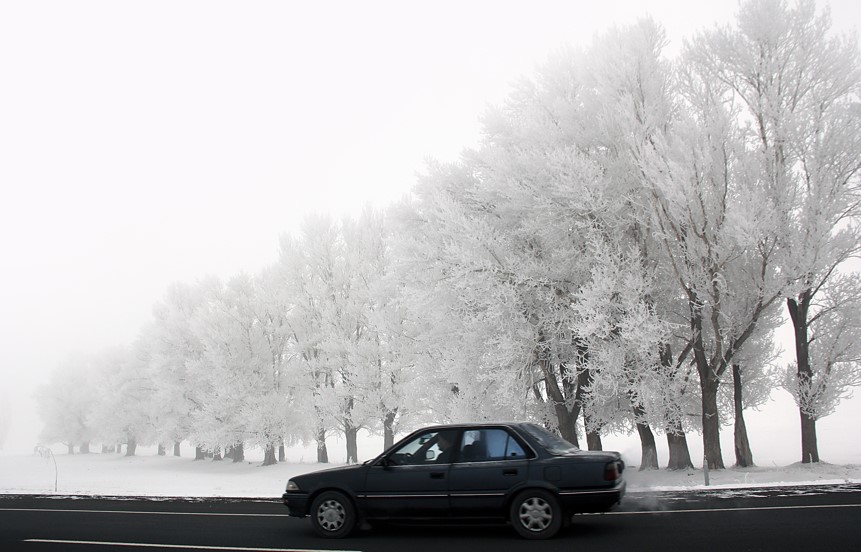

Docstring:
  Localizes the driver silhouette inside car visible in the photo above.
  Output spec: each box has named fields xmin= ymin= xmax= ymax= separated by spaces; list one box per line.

xmin=434 ymin=432 xmax=455 ymax=464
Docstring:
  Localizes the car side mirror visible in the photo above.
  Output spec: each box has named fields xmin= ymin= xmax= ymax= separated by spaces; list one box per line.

xmin=426 ymin=450 xmax=436 ymax=461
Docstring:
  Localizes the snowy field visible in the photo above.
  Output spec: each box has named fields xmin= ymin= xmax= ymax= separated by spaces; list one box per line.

xmin=1 ymin=450 xmax=859 ymax=498
xmin=4 ymin=393 xmax=860 ymax=498
xmin=3 ymin=435 xmax=860 ymax=498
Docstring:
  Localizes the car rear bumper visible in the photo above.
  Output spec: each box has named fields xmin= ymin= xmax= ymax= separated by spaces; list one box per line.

xmin=558 ymin=480 xmax=626 ymax=513
xmin=282 ymin=492 xmax=310 ymax=517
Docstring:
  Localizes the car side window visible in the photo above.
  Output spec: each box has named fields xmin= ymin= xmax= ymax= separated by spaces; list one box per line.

xmin=386 ymin=430 xmax=458 ymax=465
xmin=459 ymin=429 xmax=528 ymax=462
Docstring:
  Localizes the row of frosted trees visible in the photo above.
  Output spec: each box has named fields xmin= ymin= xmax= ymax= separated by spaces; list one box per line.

xmin=38 ymin=0 xmax=861 ymax=468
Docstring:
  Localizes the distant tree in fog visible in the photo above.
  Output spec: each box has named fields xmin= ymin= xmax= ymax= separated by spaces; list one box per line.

xmin=88 ymin=344 xmax=156 ymax=456
xmin=278 ymin=210 xmax=403 ymax=464
xmin=147 ymin=279 xmax=219 ymax=457
xmin=186 ymin=272 xmax=295 ymax=465
xmin=36 ymin=353 xmax=100 ymax=454
xmin=0 ymin=390 xmax=11 ymax=449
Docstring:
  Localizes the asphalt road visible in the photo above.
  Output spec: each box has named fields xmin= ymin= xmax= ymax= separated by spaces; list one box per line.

xmin=1 ymin=483 xmax=860 ymax=552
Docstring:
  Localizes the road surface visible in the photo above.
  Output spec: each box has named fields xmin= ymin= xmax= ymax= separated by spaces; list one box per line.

xmin=1 ymin=483 xmax=859 ymax=551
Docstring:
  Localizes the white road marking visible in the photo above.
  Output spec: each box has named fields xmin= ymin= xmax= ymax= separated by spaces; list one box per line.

xmin=588 ymin=503 xmax=861 ymax=515
xmin=0 ymin=508 xmax=288 ymax=517
xmin=24 ymin=540 xmax=359 ymax=552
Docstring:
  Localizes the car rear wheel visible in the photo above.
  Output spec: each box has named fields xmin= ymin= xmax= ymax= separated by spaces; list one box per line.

xmin=510 ymin=489 xmax=563 ymax=540
xmin=310 ymin=491 xmax=356 ymax=538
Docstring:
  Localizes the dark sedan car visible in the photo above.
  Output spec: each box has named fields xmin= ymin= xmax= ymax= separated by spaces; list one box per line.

xmin=282 ymin=422 xmax=625 ymax=539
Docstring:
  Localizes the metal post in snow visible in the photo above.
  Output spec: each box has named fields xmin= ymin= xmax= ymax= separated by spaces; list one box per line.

xmin=36 ymin=445 xmax=58 ymax=492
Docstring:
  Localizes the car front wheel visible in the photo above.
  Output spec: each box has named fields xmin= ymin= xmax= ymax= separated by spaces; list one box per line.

xmin=510 ymin=489 xmax=563 ymax=540
xmin=310 ymin=490 xmax=356 ymax=538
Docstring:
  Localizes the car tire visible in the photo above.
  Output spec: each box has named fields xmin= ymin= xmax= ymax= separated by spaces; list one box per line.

xmin=310 ymin=490 xmax=357 ymax=538
xmin=510 ymin=489 xmax=563 ymax=540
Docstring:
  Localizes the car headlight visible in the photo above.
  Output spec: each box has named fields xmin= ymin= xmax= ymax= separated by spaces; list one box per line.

xmin=286 ymin=480 xmax=301 ymax=492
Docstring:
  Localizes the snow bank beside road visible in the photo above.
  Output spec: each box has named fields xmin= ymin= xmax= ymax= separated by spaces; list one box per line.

xmin=2 ymin=450 xmax=859 ymax=498
xmin=623 ymin=461 xmax=861 ymax=491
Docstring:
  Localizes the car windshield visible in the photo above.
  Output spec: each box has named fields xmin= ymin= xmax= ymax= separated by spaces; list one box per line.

xmin=522 ymin=423 xmax=579 ymax=455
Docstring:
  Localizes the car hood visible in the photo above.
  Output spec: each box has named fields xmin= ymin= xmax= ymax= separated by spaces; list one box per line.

xmin=291 ymin=462 xmax=368 ymax=483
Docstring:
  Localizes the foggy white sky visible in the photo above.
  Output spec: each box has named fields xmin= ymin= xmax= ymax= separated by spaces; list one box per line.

xmin=1 ymin=1 xmax=859 ymax=455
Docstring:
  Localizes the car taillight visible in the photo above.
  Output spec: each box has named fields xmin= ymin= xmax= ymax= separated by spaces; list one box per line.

xmin=604 ymin=461 xmax=621 ymax=481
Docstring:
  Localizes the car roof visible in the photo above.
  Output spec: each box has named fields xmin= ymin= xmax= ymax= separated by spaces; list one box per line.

xmin=413 ymin=421 xmax=532 ymax=431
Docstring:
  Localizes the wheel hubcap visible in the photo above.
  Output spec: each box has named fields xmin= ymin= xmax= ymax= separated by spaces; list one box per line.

xmin=316 ymin=499 xmax=346 ymax=531
xmin=518 ymin=497 xmax=553 ymax=532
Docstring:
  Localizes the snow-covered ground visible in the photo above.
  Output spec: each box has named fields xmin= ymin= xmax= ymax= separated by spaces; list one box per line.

xmin=2 ymin=445 xmax=859 ymax=498
xmin=5 ymin=393 xmax=861 ymax=497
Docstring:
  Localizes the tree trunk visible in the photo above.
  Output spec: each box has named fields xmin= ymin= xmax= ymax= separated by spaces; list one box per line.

xmin=586 ymin=430 xmax=603 ymax=451
xmin=67 ymin=443 xmax=74 ymax=455
xmin=232 ymin=442 xmax=244 ymax=463
xmin=125 ymin=437 xmax=137 ymax=457
xmin=800 ymin=411 xmax=819 ymax=463
xmin=732 ymin=364 xmax=754 ymax=467
xmin=157 ymin=444 xmax=166 ymax=456
xmin=659 ymin=342 xmax=694 ymax=470
xmin=543 ymin=369 xmax=579 ymax=446
xmin=278 ymin=444 xmax=286 ymax=462
xmin=535 ymin=332 xmax=581 ymax=447
xmin=632 ymin=404 xmax=658 ymax=470
xmin=582 ymin=386 xmax=602 ymax=451
xmin=316 ymin=427 xmax=329 ymax=463
xmin=80 ymin=442 xmax=90 ymax=454
xmin=174 ymin=442 xmax=181 ymax=457
xmin=666 ymin=430 xmax=694 ymax=470
xmin=699 ymin=377 xmax=724 ymax=469
xmin=345 ymin=425 xmax=359 ymax=464
xmin=194 ymin=446 xmax=206 ymax=460
xmin=383 ymin=409 xmax=397 ymax=451
xmin=692 ymin=296 xmax=724 ymax=470
xmin=263 ymin=444 xmax=277 ymax=466
xmin=211 ymin=447 xmax=222 ymax=461
xmin=787 ymin=294 xmax=820 ymax=463
xmin=553 ymin=400 xmax=579 ymax=447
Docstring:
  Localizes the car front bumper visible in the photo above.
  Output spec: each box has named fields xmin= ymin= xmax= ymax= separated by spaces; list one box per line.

xmin=282 ymin=492 xmax=310 ymax=517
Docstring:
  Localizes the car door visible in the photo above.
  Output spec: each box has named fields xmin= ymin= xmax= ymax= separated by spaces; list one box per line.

xmin=362 ymin=429 xmax=459 ymax=518
xmin=448 ymin=428 xmax=531 ymax=516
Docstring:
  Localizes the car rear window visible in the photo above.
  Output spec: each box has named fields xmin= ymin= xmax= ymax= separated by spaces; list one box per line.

xmin=461 ymin=428 xmax=530 ymax=461
xmin=521 ymin=423 xmax=580 ymax=455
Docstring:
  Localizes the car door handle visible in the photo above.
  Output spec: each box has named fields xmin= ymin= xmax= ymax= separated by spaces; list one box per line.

xmin=430 ymin=472 xmax=446 ymax=479
xmin=503 ymin=469 xmax=518 ymax=476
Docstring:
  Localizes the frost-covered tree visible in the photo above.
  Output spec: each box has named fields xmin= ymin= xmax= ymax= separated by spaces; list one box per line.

xmin=629 ymin=10 xmax=793 ymax=469
xmin=573 ymin=17 xmax=700 ymax=469
xmin=88 ymin=344 xmax=157 ymax=456
xmin=338 ymin=209 xmax=420 ymax=452
xmin=279 ymin=225 xmax=333 ymax=463
xmin=36 ymin=352 xmax=100 ymax=454
xmin=254 ymin=265 xmax=304 ymax=463
xmin=686 ymin=0 xmax=861 ymax=463
xmin=279 ymin=212 xmax=401 ymax=463
xmin=395 ymin=32 xmax=672 ymax=453
xmin=397 ymin=156 xmax=590 ymax=444
xmin=187 ymin=273 xmax=294 ymax=465
xmin=148 ymin=278 xmax=221 ymax=459
xmin=782 ymin=272 xmax=861 ymax=456
xmin=722 ymin=322 xmax=782 ymax=467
